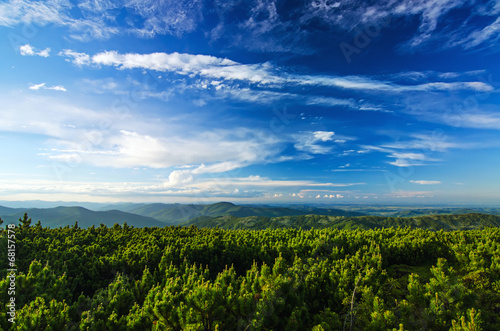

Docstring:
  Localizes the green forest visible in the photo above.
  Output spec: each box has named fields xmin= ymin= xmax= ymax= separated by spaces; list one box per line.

xmin=1 ymin=214 xmax=500 ymax=330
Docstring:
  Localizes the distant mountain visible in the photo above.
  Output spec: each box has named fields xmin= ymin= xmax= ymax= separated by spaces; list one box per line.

xmin=97 ymin=203 xmax=148 ymax=212
xmin=325 ymin=205 xmax=500 ymax=217
xmin=381 ymin=208 xmax=500 ymax=217
xmin=2 ymin=202 xmax=499 ymax=230
xmin=0 ymin=206 xmax=166 ymax=228
xmin=0 ymin=205 xmax=23 ymax=215
xmin=0 ymin=200 xmax=109 ymax=210
xmin=187 ymin=213 xmax=500 ymax=231
xmin=121 ymin=202 xmax=365 ymax=225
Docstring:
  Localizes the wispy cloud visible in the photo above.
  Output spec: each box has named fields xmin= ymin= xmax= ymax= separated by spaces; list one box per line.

xmin=384 ymin=190 xmax=436 ymax=199
xmin=382 ymin=133 xmax=462 ymax=152
xmin=0 ymin=0 xmax=119 ymax=40
xmin=300 ymin=0 xmax=500 ymax=53
xmin=0 ymin=93 xmax=287 ymax=177
xmin=0 ymin=0 xmax=198 ymax=41
xmin=0 ymin=174 xmax=363 ymax=201
xmin=210 ymin=0 xmax=310 ymax=54
xmin=455 ymin=112 xmax=500 ymax=130
xmin=60 ymin=49 xmax=493 ymax=93
xmin=125 ymin=0 xmax=203 ymax=37
xmin=297 ymin=75 xmax=493 ymax=92
xmin=410 ymin=180 xmax=441 ymax=185
xmin=42 ymin=127 xmax=284 ymax=175
xmin=400 ymin=93 xmax=500 ymax=131
xmin=306 ymin=96 xmax=392 ymax=113
xmin=59 ymin=50 xmax=92 ymax=66
xmin=29 ymin=83 xmax=66 ymax=92
xmin=2 ymin=0 xmax=499 ymax=54
xmin=447 ymin=17 xmax=500 ymax=50
xmin=293 ymin=131 xmax=338 ymax=154
xmin=361 ymin=132 xmax=462 ymax=167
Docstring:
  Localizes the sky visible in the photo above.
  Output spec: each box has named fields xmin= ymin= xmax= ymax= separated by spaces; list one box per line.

xmin=0 ymin=0 xmax=500 ymax=205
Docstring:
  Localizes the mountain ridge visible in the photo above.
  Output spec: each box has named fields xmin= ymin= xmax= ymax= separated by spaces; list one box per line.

xmin=119 ymin=201 xmax=365 ymax=225
xmin=186 ymin=213 xmax=500 ymax=231
xmin=0 ymin=206 xmax=165 ymax=228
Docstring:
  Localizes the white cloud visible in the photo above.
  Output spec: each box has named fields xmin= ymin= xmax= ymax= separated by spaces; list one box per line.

xmin=29 ymin=83 xmax=45 ymax=90
xmin=313 ymin=131 xmax=335 ymax=142
xmin=48 ymin=85 xmax=66 ymax=91
xmin=305 ymin=96 xmax=357 ymax=108
xmin=410 ymin=180 xmax=441 ymax=185
xmin=126 ymin=0 xmax=203 ymax=37
xmin=0 ymin=174 xmax=363 ymax=202
xmin=221 ymin=176 xmax=362 ymax=188
xmin=29 ymin=83 xmax=66 ymax=92
xmin=399 ymin=0 xmax=466 ymax=47
xmin=91 ymin=51 xmax=233 ymax=72
xmin=20 ymin=44 xmax=35 ymax=56
xmin=67 ymin=19 xmax=119 ymax=41
xmin=0 ymin=0 xmax=66 ymax=26
xmin=2 ymin=0 xmax=499 ymax=53
xmin=297 ymin=75 xmax=493 ymax=92
xmin=449 ymin=17 xmax=500 ymax=49
xmin=384 ymin=190 xmax=435 ymax=198
xmin=216 ymin=87 xmax=295 ymax=104
xmin=388 ymin=159 xmax=424 ymax=167
xmin=36 ymin=48 xmax=50 ymax=57
xmin=447 ymin=112 xmax=500 ymax=130
xmin=389 ymin=133 xmax=462 ymax=152
xmin=391 ymin=152 xmax=431 ymax=161
xmin=387 ymin=151 xmax=437 ymax=166
xmin=89 ymin=50 xmax=286 ymax=85
xmin=59 ymin=50 xmax=92 ymax=66
xmin=166 ymin=170 xmax=194 ymax=186
xmin=0 ymin=0 xmax=119 ymax=41
xmin=362 ymin=132 xmax=462 ymax=167
xmin=301 ymin=0 xmax=500 ymax=52
xmin=0 ymin=0 xmax=199 ymax=41
xmin=401 ymin=93 xmax=500 ymax=131
xmin=294 ymin=131 xmax=336 ymax=154
xmin=0 ymin=92 xmax=299 ymax=191
xmin=46 ymin=128 xmax=283 ymax=172
xmin=60 ymin=49 xmax=493 ymax=93
xmin=19 ymin=44 xmax=50 ymax=57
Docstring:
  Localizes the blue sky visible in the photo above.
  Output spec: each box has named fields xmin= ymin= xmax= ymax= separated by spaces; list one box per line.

xmin=0 ymin=0 xmax=499 ymax=205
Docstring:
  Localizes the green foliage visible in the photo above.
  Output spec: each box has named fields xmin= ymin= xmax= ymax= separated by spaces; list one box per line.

xmin=188 ymin=213 xmax=500 ymax=230
xmin=15 ymin=297 xmax=71 ymax=330
xmin=2 ymin=216 xmax=500 ymax=330
xmin=18 ymin=212 xmax=31 ymax=229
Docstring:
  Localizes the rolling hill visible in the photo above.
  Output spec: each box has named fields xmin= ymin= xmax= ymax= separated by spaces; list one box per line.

xmin=187 ymin=213 xmax=500 ymax=230
xmin=0 ymin=205 xmax=23 ymax=215
xmin=3 ymin=202 xmax=498 ymax=230
xmin=0 ymin=206 xmax=166 ymax=228
xmin=326 ymin=205 xmax=500 ymax=217
xmin=120 ymin=201 xmax=365 ymax=225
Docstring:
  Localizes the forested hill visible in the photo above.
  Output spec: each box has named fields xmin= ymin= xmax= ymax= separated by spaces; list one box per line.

xmin=2 ymin=220 xmax=500 ymax=329
xmin=187 ymin=213 xmax=500 ymax=230
xmin=2 ymin=203 xmax=499 ymax=230
xmin=0 ymin=206 xmax=165 ymax=228
xmin=113 ymin=201 xmax=365 ymax=225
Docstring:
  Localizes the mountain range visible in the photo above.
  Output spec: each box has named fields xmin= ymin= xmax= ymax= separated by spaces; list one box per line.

xmin=108 ymin=201 xmax=365 ymax=225
xmin=0 ymin=202 xmax=363 ymax=228
xmin=188 ymin=213 xmax=500 ymax=231
xmin=1 ymin=202 xmax=500 ymax=230
xmin=0 ymin=206 xmax=164 ymax=228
